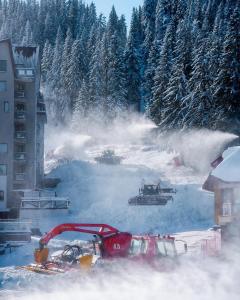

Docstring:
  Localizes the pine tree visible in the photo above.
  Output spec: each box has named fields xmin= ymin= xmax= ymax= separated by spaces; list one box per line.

xmin=21 ymin=20 xmax=34 ymax=46
xmin=49 ymin=26 xmax=64 ymax=89
xmin=67 ymin=39 xmax=86 ymax=102
xmin=41 ymin=39 xmax=53 ymax=82
xmin=60 ymin=27 xmax=73 ymax=91
xmin=213 ymin=5 xmax=240 ymax=124
xmin=150 ymin=21 xmax=175 ymax=124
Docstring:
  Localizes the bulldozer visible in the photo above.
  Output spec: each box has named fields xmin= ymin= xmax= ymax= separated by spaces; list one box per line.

xmin=128 ymin=182 xmax=176 ymax=206
xmin=94 ymin=150 xmax=123 ymax=165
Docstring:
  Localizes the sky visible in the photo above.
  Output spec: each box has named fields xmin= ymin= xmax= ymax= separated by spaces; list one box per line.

xmin=85 ymin=0 xmax=143 ymax=27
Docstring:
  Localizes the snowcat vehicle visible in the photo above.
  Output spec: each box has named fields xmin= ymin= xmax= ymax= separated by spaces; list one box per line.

xmin=128 ymin=183 xmax=176 ymax=206
xmin=94 ymin=150 xmax=123 ymax=165
xmin=17 ymin=223 xmax=189 ymax=274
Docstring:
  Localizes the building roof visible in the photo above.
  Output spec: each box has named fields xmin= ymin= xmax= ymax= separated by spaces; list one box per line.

xmin=0 ymin=39 xmax=39 ymax=69
xmin=212 ymin=146 xmax=240 ymax=182
xmin=203 ymin=146 xmax=240 ymax=192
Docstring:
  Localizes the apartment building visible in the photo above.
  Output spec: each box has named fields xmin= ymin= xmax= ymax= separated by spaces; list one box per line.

xmin=0 ymin=39 xmax=47 ymax=218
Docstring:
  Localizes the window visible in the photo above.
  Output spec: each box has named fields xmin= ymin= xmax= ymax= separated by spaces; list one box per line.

xmin=0 ymin=164 xmax=7 ymax=175
xmin=16 ymin=144 xmax=25 ymax=153
xmin=16 ymin=103 xmax=25 ymax=111
xmin=4 ymin=101 xmax=9 ymax=112
xmin=16 ymin=83 xmax=25 ymax=91
xmin=0 ymin=143 xmax=7 ymax=153
xmin=129 ymin=239 xmax=145 ymax=255
xmin=156 ymin=240 xmax=167 ymax=256
xmin=0 ymin=191 xmax=4 ymax=201
xmin=26 ymin=69 xmax=33 ymax=76
xmin=0 ymin=81 xmax=7 ymax=92
xmin=0 ymin=60 xmax=7 ymax=72
xmin=18 ymin=69 xmax=25 ymax=76
xmin=164 ymin=241 xmax=176 ymax=257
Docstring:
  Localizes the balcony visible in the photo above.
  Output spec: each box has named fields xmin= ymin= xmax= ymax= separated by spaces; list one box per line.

xmin=15 ymin=90 xmax=25 ymax=99
xmin=15 ymin=111 xmax=26 ymax=121
xmin=15 ymin=152 xmax=26 ymax=160
xmin=16 ymin=68 xmax=34 ymax=82
xmin=15 ymin=131 xmax=26 ymax=140
xmin=37 ymin=102 xmax=46 ymax=114
xmin=15 ymin=173 xmax=26 ymax=181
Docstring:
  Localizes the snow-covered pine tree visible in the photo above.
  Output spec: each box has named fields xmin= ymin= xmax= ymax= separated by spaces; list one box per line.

xmin=60 ymin=27 xmax=73 ymax=92
xmin=214 ymin=5 xmax=240 ymax=115
xmin=124 ymin=7 xmax=143 ymax=110
xmin=71 ymin=80 xmax=90 ymax=127
xmin=66 ymin=39 xmax=86 ymax=105
xmin=182 ymin=36 xmax=213 ymax=128
xmin=160 ymin=20 xmax=192 ymax=129
xmin=150 ymin=21 xmax=175 ymax=124
xmin=141 ymin=0 xmax=158 ymax=109
xmin=43 ymin=12 xmax=56 ymax=45
xmin=41 ymin=39 xmax=53 ymax=82
xmin=21 ymin=20 xmax=34 ymax=46
xmin=49 ymin=26 xmax=64 ymax=90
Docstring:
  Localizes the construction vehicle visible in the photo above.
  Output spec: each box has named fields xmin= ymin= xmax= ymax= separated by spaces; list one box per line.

xmin=94 ymin=150 xmax=123 ymax=165
xmin=17 ymin=223 xmax=189 ymax=274
xmin=128 ymin=182 xmax=176 ymax=206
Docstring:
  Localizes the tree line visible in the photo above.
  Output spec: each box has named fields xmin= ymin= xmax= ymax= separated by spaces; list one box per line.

xmin=0 ymin=0 xmax=240 ymax=132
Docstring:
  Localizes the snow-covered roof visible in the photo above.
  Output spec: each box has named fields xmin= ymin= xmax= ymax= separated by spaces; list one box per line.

xmin=212 ymin=146 xmax=240 ymax=182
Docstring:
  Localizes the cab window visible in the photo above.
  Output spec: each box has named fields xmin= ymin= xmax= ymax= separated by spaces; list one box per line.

xmin=129 ymin=239 xmax=148 ymax=255
xmin=164 ymin=241 xmax=176 ymax=257
xmin=156 ymin=240 xmax=167 ymax=256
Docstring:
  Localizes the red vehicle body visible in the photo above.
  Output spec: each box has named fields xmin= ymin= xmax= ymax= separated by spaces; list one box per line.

xmin=19 ymin=223 xmax=220 ymax=274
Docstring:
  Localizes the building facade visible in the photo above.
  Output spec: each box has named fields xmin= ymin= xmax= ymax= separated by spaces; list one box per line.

xmin=0 ymin=39 xmax=46 ymax=217
xmin=203 ymin=147 xmax=240 ymax=238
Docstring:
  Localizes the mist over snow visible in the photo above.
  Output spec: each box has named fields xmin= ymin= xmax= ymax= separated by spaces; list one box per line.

xmin=41 ymin=114 xmax=237 ymax=235
xmin=1 ymin=114 xmax=239 ymax=299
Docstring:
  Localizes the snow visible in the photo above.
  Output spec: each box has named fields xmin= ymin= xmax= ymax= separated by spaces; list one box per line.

xmin=1 ymin=118 xmax=239 ymax=298
xmin=212 ymin=146 xmax=240 ymax=182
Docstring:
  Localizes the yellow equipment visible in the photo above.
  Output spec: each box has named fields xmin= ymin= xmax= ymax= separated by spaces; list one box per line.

xmin=34 ymin=248 xmax=49 ymax=264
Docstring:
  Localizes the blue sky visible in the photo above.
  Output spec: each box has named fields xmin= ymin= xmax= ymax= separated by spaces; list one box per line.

xmin=85 ymin=0 xmax=143 ymax=27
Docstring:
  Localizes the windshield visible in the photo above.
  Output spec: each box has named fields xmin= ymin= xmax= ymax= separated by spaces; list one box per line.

xmin=129 ymin=239 xmax=148 ymax=255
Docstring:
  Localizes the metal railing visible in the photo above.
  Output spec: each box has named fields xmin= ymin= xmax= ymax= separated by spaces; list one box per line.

xmin=15 ymin=131 xmax=26 ymax=139
xmin=15 ymin=152 xmax=26 ymax=160
xmin=15 ymin=173 xmax=26 ymax=181
xmin=21 ymin=198 xmax=70 ymax=210
xmin=0 ymin=220 xmax=31 ymax=232
xmin=37 ymin=103 xmax=46 ymax=113
xmin=15 ymin=111 xmax=26 ymax=120
xmin=15 ymin=90 xmax=25 ymax=98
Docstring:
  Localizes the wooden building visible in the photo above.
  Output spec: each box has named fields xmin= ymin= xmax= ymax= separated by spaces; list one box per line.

xmin=203 ymin=147 xmax=240 ymax=231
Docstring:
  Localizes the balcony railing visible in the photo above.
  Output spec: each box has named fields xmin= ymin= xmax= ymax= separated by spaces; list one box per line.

xmin=17 ymin=68 xmax=34 ymax=76
xmin=0 ymin=220 xmax=31 ymax=233
xmin=15 ymin=152 xmax=26 ymax=160
xmin=15 ymin=90 xmax=25 ymax=98
xmin=37 ymin=103 xmax=46 ymax=114
xmin=15 ymin=131 xmax=26 ymax=139
xmin=15 ymin=111 xmax=26 ymax=120
xmin=15 ymin=173 xmax=26 ymax=181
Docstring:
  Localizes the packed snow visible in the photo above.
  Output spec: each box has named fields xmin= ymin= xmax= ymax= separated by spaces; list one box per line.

xmin=0 ymin=116 xmax=239 ymax=299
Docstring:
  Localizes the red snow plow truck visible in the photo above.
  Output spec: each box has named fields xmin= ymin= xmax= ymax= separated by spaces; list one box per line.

xmin=18 ymin=223 xmax=221 ymax=275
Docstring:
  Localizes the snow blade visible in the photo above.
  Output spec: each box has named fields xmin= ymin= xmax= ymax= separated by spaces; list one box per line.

xmin=128 ymin=195 xmax=173 ymax=206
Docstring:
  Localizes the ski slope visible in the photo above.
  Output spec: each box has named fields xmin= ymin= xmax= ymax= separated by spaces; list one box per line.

xmin=0 ymin=117 xmax=238 ymax=299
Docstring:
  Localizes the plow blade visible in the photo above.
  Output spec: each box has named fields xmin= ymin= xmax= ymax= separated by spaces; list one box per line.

xmin=128 ymin=195 xmax=173 ymax=206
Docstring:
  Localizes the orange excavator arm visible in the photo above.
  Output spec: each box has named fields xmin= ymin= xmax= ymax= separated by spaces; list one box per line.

xmin=39 ymin=223 xmax=119 ymax=248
